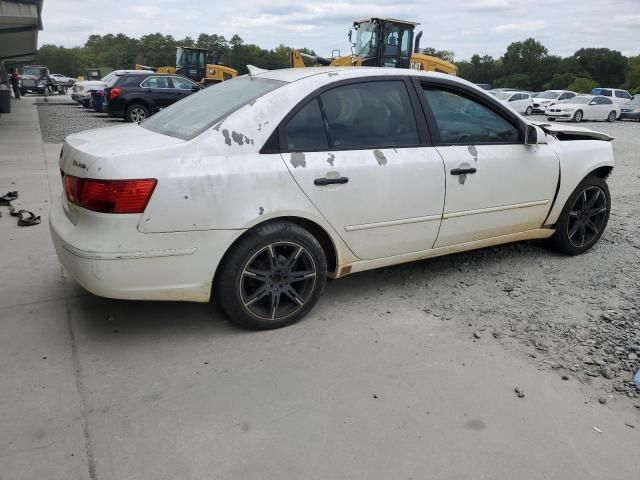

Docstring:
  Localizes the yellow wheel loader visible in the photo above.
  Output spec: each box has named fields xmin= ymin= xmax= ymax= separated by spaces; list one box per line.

xmin=290 ymin=18 xmax=457 ymax=75
xmin=136 ymin=47 xmax=238 ymax=86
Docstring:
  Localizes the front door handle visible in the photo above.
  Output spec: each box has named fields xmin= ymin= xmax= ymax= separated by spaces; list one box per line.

xmin=314 ymin=177 xmax=349 ymax=186
xmin=450 ymin=167 xmax=477 ymax=175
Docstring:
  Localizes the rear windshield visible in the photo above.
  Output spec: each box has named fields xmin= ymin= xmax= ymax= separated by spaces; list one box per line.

xmin=141 ymin=76 xmax=286 ymax=140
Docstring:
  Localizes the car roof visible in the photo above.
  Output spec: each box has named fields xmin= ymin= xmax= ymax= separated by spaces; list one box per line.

xmin=256 ymin=66 xmax=456 ymax=84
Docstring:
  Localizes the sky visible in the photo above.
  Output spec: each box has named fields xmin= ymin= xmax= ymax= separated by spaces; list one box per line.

xmin=38 ymin=0 xmax=640 ymax=60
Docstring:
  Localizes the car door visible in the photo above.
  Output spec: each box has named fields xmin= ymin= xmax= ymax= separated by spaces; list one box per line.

xmin=170 ymin=75 xmax=200 ymax=100
xmin=599 ymin=97 xmax=617 ymax=119
xmin=141 ymin=76 xmax=180 ymax=110
xmin=281 ymin=78 xmax=445 ymax=260
xmin=418 ymin=82 xmax=560 ymax=247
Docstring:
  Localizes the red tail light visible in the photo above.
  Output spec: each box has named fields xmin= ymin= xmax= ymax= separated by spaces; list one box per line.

xmin=109 ymin=87 xmax=121 ymax=101
xmin=64 ymin=175 xmax=157 ymax=213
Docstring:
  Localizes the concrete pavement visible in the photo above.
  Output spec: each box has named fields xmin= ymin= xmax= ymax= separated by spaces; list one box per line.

xmin=1 ymin=97 xmax=638 ymax=480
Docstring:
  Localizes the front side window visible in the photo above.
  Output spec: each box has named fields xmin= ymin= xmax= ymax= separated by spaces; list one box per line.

xmin=320 ymin=81 xmax=420 ymax=149
xmin=142 ymin=76 xmax=286 ymax=140
xmin=422 ymin=87 xmax=520 ymax=145
xmin=141 ymin=76 xmax=172 ymax=89
xmin=354 ymin=22 xmax=379 ymax=58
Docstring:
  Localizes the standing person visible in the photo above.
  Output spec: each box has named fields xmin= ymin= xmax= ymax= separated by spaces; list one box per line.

xmin=9 ymin=68 xmax=20 ymax=100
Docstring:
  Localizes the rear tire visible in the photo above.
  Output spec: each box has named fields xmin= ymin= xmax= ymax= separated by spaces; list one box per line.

xmin=606 ymin=110 xmax=616 ymax=122
xmin=125 ymin=103 xmax=149 ymax=123
xmin=546 ymin=175 xmax=610 ymax=256
xmin=547 ymin=117 xmax=555 ymax=121
xmin=572 ymin=110 xmax=583 ymax=123
xmin=215 ymin=221 xmax=327 ymax=330
xmin=525 ymin=106 xmax=533 ymax=116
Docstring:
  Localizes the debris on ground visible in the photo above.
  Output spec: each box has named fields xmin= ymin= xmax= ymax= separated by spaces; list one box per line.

xmin=514 ymin=387 xmax=525 ymax=398
xmin=0 ymin=191 xmax=41 ymax=226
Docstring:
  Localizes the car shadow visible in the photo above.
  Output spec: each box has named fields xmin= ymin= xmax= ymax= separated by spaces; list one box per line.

xmin=67 ymin=239 xmax=560 ymax=344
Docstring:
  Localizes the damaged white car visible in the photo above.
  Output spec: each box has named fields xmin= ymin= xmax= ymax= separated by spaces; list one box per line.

xmin=51 ymin=68 xmax=614 ymax=329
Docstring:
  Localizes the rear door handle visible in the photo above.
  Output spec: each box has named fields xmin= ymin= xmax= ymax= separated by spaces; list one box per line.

xmin=314 ymin=177 xmax=349 ymax=186
xmin=450 ymin=167 xmax=477 ymax=175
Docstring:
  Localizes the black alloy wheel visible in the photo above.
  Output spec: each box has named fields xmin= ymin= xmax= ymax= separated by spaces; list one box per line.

xmin=566 ymin=186 xmax=608 ymax=249
xmin=547 ymin=175 xmax=610 ymax=255
xmin=215 ymin=221 xmax=327 ymax=329
xmin=240 ymin=242 xmax=317 ymax=321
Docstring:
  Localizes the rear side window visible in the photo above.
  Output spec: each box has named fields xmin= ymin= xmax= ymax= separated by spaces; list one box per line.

xmin=615 ymin=90 xmax=630 ymax=99
xmin=422 ymin=87 xmax=520 ymax=144
xmin=320 ymin=81 xmax=420 ymax=149
xmin=283 ymin=99 xmax=328 ymax=151
xmin=142 ymin=76 xmax=286 ymax=140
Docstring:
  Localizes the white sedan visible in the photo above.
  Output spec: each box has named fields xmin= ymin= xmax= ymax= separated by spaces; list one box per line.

xmin=493 ymin=91 xmax=534 ymax=115
xmin=545 ymin=95 xmax=621 ymax=123
xmin=51 ymin=68 xmax=615 ymax=329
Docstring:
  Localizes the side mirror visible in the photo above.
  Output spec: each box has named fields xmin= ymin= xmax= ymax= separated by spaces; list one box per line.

xmin=348 ymin=28 xmax=353 ymax=44
xmin=509 ymin=97 xmax=516 ymax=102
xmin=191 ymin=86 xmax=200 ymax=92
xmin=525 ymin=124 xmax=538 ymax=145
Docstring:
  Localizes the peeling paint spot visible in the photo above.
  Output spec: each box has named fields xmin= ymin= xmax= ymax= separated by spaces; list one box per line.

xmin=222 ymin=129 xmax=232 ymax=146
xmin=231 ymin=131 xmax=245 ymax=145
xmin=213 ymin=122 xmax=222 ymax=132
xmin=373 ymin=150 xmax=387 ymax=166
xmin=244 ymin=135 xmax=251 ymax=145
xmin=251 ymin=139 xmax=254 ymax=145
xmin=393 ymin=148 xmax=398 ymax=153
xmin=467 ymin=145 xmax=478 ymax=162
xmin=290 ymin=152 xmax=306 ymax=168
xmin=258 ymin=123 xmax=262 ymax=131
xmin=327 ymin=72 xmax=338 ymax=77
xmin=258 ymin=206 xmax=264 ymax=216
xmin=457 ymin=162 xmax=472 ymax=185
xmin=327 ymin=153 xmax=335 ymax=166
xmin=249 ymin=99 xmax=257 ymax=106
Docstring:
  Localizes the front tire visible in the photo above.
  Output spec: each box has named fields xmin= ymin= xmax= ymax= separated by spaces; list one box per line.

xmin=547 ymin=175 xmax=610 ymax=255
xmin=547 ymin=117 xmax=555 ymax=121
xmin=125 ymin=103 xmax=149 ymax=123
xmin=215 ymin=221 xmax=327 ymax=329
xmin=606 ymin=110 xmax=617 ymax=122
xmin=572 ymin=110 xmax=583 ymax=123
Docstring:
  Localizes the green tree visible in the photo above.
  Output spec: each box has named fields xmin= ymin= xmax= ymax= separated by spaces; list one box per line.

xmin=572 ymin=48 xmax=627 ymax=87
xmin=567 ymin=77 xmax=599 ymax=93
xmin=421 ymin=47 xmax=455 ymax=63
xmin=500 ymin=38 xmax=550 ymax=90
xmin=623 ymin=55 xmax=640 ymax=91
xmin=544 ymin=72 xmax=577 ymax=90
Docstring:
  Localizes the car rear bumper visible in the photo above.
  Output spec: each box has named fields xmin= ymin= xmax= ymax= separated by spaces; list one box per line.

xmin=49 ymin=197 xmax=243 ymax=302
xmin=104 ymin=103 xmax=124 ymax=117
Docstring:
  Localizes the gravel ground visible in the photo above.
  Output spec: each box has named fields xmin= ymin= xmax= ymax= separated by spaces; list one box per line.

xmin=35 ymin=95 xmax=124 ymax=143
xmin=35 ymin=102 xmax=640 ymax=406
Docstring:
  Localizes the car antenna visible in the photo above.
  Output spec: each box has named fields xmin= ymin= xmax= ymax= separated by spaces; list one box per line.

xmin=247 ymin=65 xmax=269 ymax=76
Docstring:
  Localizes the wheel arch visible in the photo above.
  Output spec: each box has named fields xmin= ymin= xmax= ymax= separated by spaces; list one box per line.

xmin=212 ymin=216 xmax=340 ymax=297
xmin=545 ymin=140 xmax=614 ymax=226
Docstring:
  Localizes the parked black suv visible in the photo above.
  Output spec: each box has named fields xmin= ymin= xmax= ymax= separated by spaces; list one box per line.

xmin=104 ymin=72 xmax=202 ymax=122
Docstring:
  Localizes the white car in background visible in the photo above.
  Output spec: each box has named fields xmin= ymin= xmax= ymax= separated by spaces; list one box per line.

xmin=50 ymin=73 xmax=75 ymax=87
xmin=545 ymin=95 xmax=620 ymax=123
xmin=591 ymin=88 xmax=632 ymax=106
xmin=51 ymin=67 xmax=615 ymax=330
xmin=72 ymin=70 xmax=140 ymax=107
xmin=532 ymin=90 xmax=577 ymax=113
xmin=494 ymin=91 xmax=534 ymax=115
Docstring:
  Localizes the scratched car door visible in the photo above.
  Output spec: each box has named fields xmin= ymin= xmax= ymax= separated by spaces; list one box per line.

xmin=420 ymin=84 xmax=559 ymax=247
xmin=281 ymin=79 xmax=445 ymax=260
